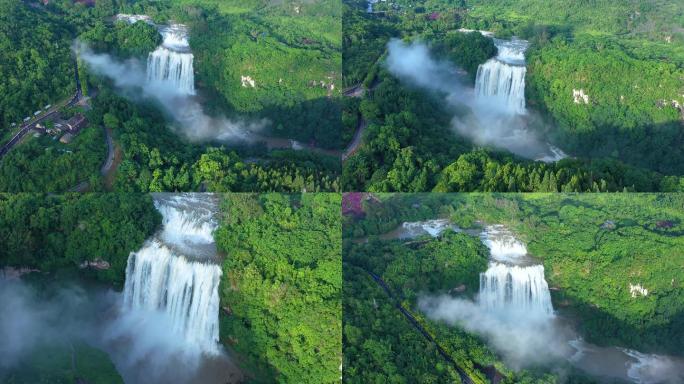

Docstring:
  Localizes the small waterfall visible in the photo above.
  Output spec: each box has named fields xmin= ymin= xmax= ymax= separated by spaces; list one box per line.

xmin=478 ymin=225 xmax=554 ymax=316
xmin=401 ymin=219 xmax=459 ymax=238
xmin=123 ymin=194 xmax=221 ymax=353
xmin=480 ymin=225 xmax=528 ymax=262
xmin=475 ymin=38 xmax=529 ymax=114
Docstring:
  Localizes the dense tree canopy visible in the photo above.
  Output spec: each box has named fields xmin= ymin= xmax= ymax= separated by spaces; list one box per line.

xmin=215 ymin=193 xmax=342 ymax=383
xmin=0 ymin=193 xmax=160 ymax=285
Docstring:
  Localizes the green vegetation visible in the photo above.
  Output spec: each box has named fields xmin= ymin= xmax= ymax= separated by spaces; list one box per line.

xmin=215 ymin=193 xmax=341 ymax=383
xmin=2 ymin=342 xmax=123 ymax=384
xmin=185 ymin=0 xmax=343 ymax=149
xmin=525 ymin=37 xmax=684 ymax=174
xmin=80 ymin=19 xmax=161 ymax=58
xmin=88 ymin=88 xmax=339 ymax=192
xmin=344 ymin=264 xmax=466 ymax=383
xmin=0 ymin=193 xmax=160 ymax=286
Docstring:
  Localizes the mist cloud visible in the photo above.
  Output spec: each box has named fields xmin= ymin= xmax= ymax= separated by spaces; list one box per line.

xmin=385 ymin=38 xmax=562 ymax=161
xmin=74 ymin=41 xmax=267 ymax=142
xmin=0 ymin=278 xmax=236 ymax=383
xmin=418 ymin=294 xmax=573 ymax=369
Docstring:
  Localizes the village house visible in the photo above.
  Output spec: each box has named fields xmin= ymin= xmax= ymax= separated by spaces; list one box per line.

xmin=64 ymin=114 xmax=87 ymax=133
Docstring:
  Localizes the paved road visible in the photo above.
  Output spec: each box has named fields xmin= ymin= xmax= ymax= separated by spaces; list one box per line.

xmin=343 ymin=84 xmax=365 ymax=98
xmin=342 ymin=116 xmax=366 ymax=161
xmin=100 ymin=127 xmax=114 ymax=175
xmin=0 ymin=57 xmax=82 ymax=159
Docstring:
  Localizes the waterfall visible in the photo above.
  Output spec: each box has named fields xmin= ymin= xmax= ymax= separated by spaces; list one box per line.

xmin=122 ymin=194 xmax=221 ymax=354
xmin=147 ymin=48 xmax=195 ymax=94
xmin=478 ymin=225 xmax=554 ymax=316
xmin=475 ymin=38 xmax=529 ymax=114
xmin=479 ymin=263 xmax=554 ymax=315
xmin=145 ymin=22 xmax=195 ymax=94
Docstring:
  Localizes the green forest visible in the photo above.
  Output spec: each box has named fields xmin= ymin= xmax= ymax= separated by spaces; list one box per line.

xmin=342 ymin=192 xmax=684 ymax=383
xmin=0 ymin=193 xmax=160 ymax=285
xmin=341 ymin=0 xmax=684 ymax=192
xmin=215 ymin=193 xmax=342 ymax=383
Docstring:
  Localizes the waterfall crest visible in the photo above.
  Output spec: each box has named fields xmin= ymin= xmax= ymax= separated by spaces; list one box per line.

xmin=123 ymin=194 xmax=221 ymax=354
xmin=115 ymin=15 xmax=196 ymax=95
xmin=475 ymin=38 xmax=529 ymax=114
xmin=480 ymin=225 xmax=528 ymax=262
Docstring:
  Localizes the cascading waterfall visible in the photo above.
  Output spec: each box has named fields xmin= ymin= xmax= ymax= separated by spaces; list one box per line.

xmin=147 ymin=48 xmax=195 ymax=94
xmin=479 ymin=263 xmax=554 ymax=315
xmin=475 ymin=38 xmax=529 ymax=115
xmin=147 ymin=24 xmax=195 ymax=95
xmin=123 ymin=194 xmax=221 ymax=354
xmin=478 ymin=225 xmax=554 ymax=316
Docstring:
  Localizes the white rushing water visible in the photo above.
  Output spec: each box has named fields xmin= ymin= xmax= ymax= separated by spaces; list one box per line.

xmin=480 ymin=225 xmax=528 ymax=263
xmin=401 ymin=219 xmax=459 ymax=238
xmin=475 ymin=38 xmax=528 ymax=115
xmin=123 ymin=194 xmax=221 ymax=354
xmin=147 ymin=24 xmax=195 ymax=95
xmin=479 ymin=263 xmax=554 ymax=315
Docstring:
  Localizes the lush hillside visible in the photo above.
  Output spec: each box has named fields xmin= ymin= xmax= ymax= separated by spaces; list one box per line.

xmin=0 ymin=193 xmax=160 ymax=285
xmin=166 ymin=0 xmax=344 ymax=149
xmin=215 ymin=193 xmax=342 ymax=383
xmin=463 ymin=0 xmax=684 ymax=41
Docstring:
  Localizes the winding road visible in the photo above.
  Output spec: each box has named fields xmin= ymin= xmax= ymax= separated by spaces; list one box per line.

xmin=342 ymin=81 xmax=379 ymax=161
xmin=342 ymin=115 xmax=366 ymax=161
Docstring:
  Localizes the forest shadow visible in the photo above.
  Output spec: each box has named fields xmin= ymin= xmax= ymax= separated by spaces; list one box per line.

xmin=218 ymin=313 xmax=279 ymax=384
xmin=551 ymin=120 xmax=684 ymax=176
xmin=553 ymin=292 xmax=684 ymax=357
